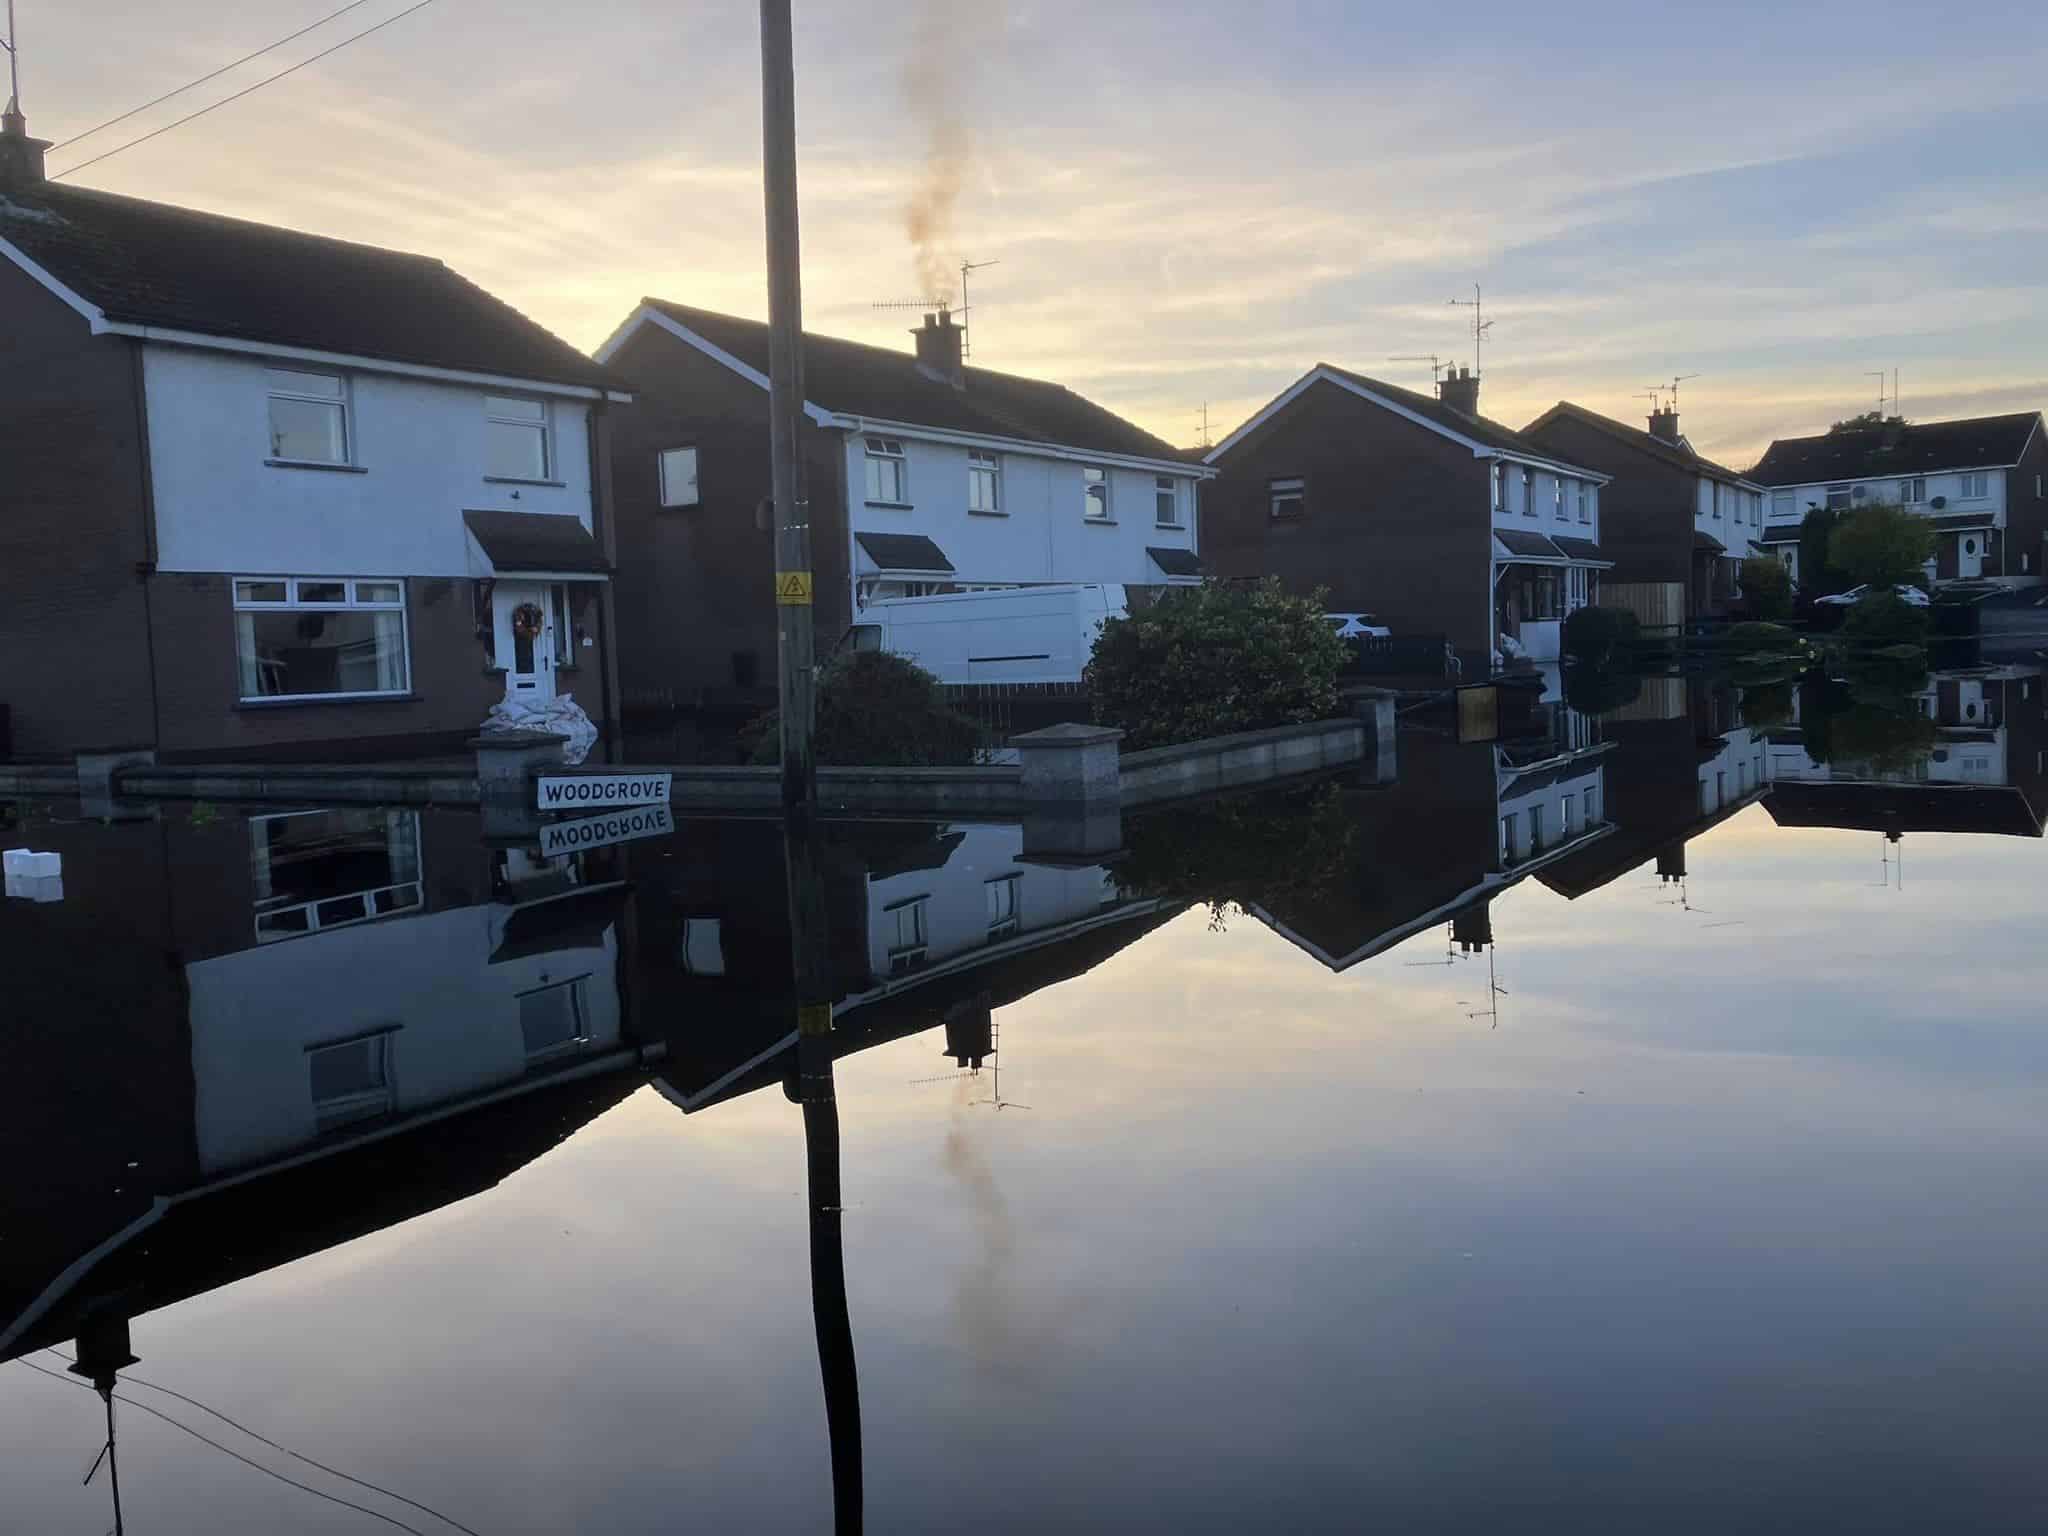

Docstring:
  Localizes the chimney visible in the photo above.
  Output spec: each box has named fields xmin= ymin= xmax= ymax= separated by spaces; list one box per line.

xmin=1437 ymin=365 xmax=1480 ymax=417
xmin=912 ymin=308 xmax=965 ymax=389
xmin=0 ymin=101 xmax=51 ymax=187
xmin=1452 ymin=899 xmax=1493 ymax=953
xmin=1647 ymin=406 xmax=1681 ymax=444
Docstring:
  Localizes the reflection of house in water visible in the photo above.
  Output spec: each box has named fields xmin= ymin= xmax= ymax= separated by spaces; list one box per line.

xmin=638 ymin=819 xmax=1177 ymax=1112
xmin=1762 ymin=664 xmax=2048 ymax=840
xmin=1540 ymin=677 xmax=1769 ymax=902
xmin=1 ymin=806 xmax=639 ymax=1364
xmin=1242 ymin=703 xmax=1612 ymax=971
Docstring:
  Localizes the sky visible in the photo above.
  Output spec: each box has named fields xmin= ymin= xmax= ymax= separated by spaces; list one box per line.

xmin=13 ymin=0 xmax=2048 ymax=465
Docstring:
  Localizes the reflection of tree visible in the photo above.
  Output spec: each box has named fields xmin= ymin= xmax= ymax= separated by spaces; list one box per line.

xmin=1799 ymin=675 xmax=1937 ymax=777
xmin=1119 ymin=781 xmax=1360 ymax=926
xmin=1739 ymin=680 xmax=1796 ymax=732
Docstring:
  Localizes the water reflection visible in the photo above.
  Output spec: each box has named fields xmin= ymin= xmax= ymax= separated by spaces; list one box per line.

xmin=4 ymin=665 xmax=2046 ymax=1529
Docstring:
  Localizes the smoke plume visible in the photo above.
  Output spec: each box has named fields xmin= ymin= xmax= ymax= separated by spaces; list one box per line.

xmin=899 ymin=1 xmax=1001 ymax=303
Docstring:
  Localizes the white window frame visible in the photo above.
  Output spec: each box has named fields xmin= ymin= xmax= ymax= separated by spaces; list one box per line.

xmin=1521 ymin=466 xmax=1535 ymax=517
xmin=658 ymin=445 xmax=700 ymax=507
xmin=1269 ymin=476 xmax=1305 ymax=520
xmin=308 ymin=1027 xmax=398 ymax=1133
xmin=1155 ymin=475 xmax=1183 ymax=527
xmin=1577 ymin=483 xmax=1590 ymax=524
xmin=1554 ymin=478 xmax=1567 ymax=521
xmin=232 ymin=577 xmax=411 ymax=703
xmin=1771 ymin=490 xmax=1795 ymax=521
xmin=251 ymin=808 xmax=423 ymax=944
xmin=1492 ymin=463 xmax=1506 ymax=512
xmin=1826 ymin=484 xmax=1852 ymax=511
xmin=1083 ymin=465 xmax=1113 ymax=522
xmin=483 ymin=394 xmax=553 ymax=482
xmin=1900 ymin=476 xmax=1925 ymax=505
xmin=265 ymin=368 xmax=352 ymax=466
xmin=519 ymin=976 xmax=594 ymax=1064
xmin=967 ymin=449 xmax=1002 ymax=515
xmin=986 ymin=874 xmax=1021 ymax=940
xmin=1960 ymin=472 xmax=1990 ymax=500
xmin=1713 ymin=484 xmax=1725 ymax=520
xmin=885 ymin=895 xmax=930 ymax=974
xmin=865 ymin=437 xmax=908 ymax=505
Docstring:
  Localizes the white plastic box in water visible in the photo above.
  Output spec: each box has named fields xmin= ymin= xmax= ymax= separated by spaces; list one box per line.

xmin=4 ymin=849 xmax=61 ymax=878
xmin=847 ymin=584 xmax=1128 ymax=686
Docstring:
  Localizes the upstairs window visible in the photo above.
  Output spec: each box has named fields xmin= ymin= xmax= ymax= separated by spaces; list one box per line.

xmin=865 ymin=437 xmax=907 ymax=504
xmin=886 ymin=896 xmax=930 ymax=974
xmin=267 ymin=369 xmax=349 ymax=464
xmin=1083 ymin=465 xmax=1113 ymax=521
xmin=1960 ymin=472 xmax=1990 ymax=499
xmin=1899 ymin=476 xmax=1926 ymax=505
xmin=1772 ymin=490 xmax=1795 ymax=520
xmin=658 ymin=446 xmax=700 ymax=507
xmin=1713 ymin=485 xmax=1725 ymax=519
xmin=968 ymin=449 xmax=1002 ymax=513
xmin=1521 ymin=466 xmax=1535 ymax=516
xmin=485 ymin=396 xmax=550 ymax=480
xmin=1825 ymin=484 xmax=1853 ymax=511
xmin=1749 ymin=492 xmax=1760 ymax=526
xmin=1577 ymin=483 xmax=1591 ymax=523
xmin=1269 ymin=476 xmax=1305 ymax=520
xmin=1155 ymin=476 xmax=1182 ymax=526
xmin=1492 ymin=463 xmax=1506 ymax=511
xmin=986 ymin=875 xmax=1021 ymax=940
xmin=1554 ymin=478 xmax=1567 ymax=520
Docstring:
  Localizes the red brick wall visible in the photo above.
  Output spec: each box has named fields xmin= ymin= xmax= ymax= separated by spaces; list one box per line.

xmin=1523 ymin=413 xmax=1697 ymax=591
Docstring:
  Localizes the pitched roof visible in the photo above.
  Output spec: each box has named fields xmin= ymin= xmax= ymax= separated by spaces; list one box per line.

xmin=1764 ymin=781 xmax=2043 ymax=838
xmin=1523 ymin=401 xmax=1756 ymax=484
xmin=0 ymin=180 xmax=617 ymax=391
xmin=1495 ymin=529 xmax=1568 ymax=559
xmin=630 ymin=299 xmax=1187 ymax=466
xmin=1748 ymin=413 xmax=2042 ymax=485
xmin=1315 ymin=364 xmax=1596 ymax=466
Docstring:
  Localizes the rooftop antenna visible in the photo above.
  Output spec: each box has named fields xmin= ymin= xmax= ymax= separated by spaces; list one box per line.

xmin=3 ymin=0 xmax=21 ymax=120
xmin=1448 ymin=285 xmax=1492 ymax=376
xmin=1194 ymin=402 xmax=1222 ymax=449
xmin=1457 ymin=945 xmax=1508 ymax=1029
xmin=871 ymin=296 xmax=949 ymax=313
xmin=958 ymin=257 xmax=998 ymax=358
xmin=1866 ymin=371 xmax=1888 ymax=418
xmin=1390 ymin=353 xmax=1447 ymax=385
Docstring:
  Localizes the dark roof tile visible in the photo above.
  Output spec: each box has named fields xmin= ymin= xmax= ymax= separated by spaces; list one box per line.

xmin=1523 ymin=401 xmax=1754 ymax=483
xmin=0 ymin=181 xmax=616 ymax=390
xmin=854 ymin=532 xmax=954 ymax=573
xmin=463 ymin=510 xmax=609 ymax=573
xmin=1749 ymin=414 xmax=2041 ymax=484
xmin=1495 ymin=529 xmax=1567 ymax=558
xmin=1312 ymin=365 xmax=1600 ymax=472
xmin=1145 ymin=545 xmax=1203 ymax=576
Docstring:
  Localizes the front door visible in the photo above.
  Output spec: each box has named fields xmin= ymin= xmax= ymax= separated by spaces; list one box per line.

xmin=494 ymin=582 xmax=556 ymax=704
xmin=1959 ymin=534 xmax=1985 ymax=580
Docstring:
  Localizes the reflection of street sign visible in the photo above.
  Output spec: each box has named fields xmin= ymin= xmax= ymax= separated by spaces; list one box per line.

xmin=538 ymin=804 xmax=674 ymax=858
xmin=1456 ymin=685 xmax=1499 ymax=744
xmin=775 ymin=570 xmax=814 ymax=605
xmin=536 ymin=772 xmax=671 ymax=809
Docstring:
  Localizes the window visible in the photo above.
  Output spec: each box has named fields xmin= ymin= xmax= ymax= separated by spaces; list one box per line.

xmin=1083 ymin=465 xmax=1112 ymax=521
xmin=1900 ymin=476 xmax=1926 ymax=505
xmin=1155 ymin=476 xmax=1182 ymax=526
xmin=1960 ymin=472 xmax=1990 ymax=499
xmin=1561 ymin=795 xmax=1577 ymax=835
xmin=1582 ymin=788 xmax=1596 ymax=826
xmin=1577 ymin=483 xmax=1590 ymax=523
xmin=251 ymin=809 xmax=422 ymax=943
xmin=1527 ymin=803 xmax=1545 ymax=854
xmin=1826 ymin=484 xmax=1852 ymax=511
xmin=1269 ymin=476 xmax=1305 ymax=520
xmin=681 ymin=918 xmax=727 ymax=975
xmin=1771 ymin=490 xmax=1795 ymax=520
xmin=1552 ymin=478 xmax=1564 ymax=520
xmin=864 ymin=437 xmax=907 ymax=504
xmin=1500 ymin=814 xmax=1516 ymax=862
xmin=658 ymin=446 xmax=700 ymax=507
xmin=484 ymin=396 xmax=550 ymax=480
xmin=1713 ymin=485 xmax=1724 ymax=519
xmin=968 ymin=450 xmax=1002 ymax=514
xmin=1521 ymin=467 xmax=1535 ymax=516
xmin=885 ymin=896 xmax=929 ymax=974
xmin=550 ymin=584 xmax=577 ymax=668
xmin=1492 ymin=463 xmax=1506 ymax=512
xmin=309 ymin=1030 xmax=395 ymax=1133
xmin=233 ymin=577 xmax=409 ymax=701
xmin=986 ymin=875 xmax=1021 ymax=940
xmin=266 ymin=369 xmax=349 ymax=464
xmin=520 ymin=978 xmax=592 ymax=1063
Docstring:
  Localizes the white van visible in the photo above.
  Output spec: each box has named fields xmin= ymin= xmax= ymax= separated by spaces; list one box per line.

xmin=847 ymin=584 xmax=1128 ymax=686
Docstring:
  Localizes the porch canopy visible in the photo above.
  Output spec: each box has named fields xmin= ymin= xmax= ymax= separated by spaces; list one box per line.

xmin=1493 ymin=529 xmax=1614 ymax=569
xmin=854 ymin=531 xmax=956 ymax=580
xmin=1146 ymin=545 xmax=1205 ymax=582
xmin=463 ymin=509 xmax=610 ymax=580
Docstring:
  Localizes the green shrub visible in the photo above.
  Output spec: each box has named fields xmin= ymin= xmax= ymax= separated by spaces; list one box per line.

xmin=1830 ymin=502 xmax=1935 ymax=588
xmin=1562 ymin=605 xmax=1641 ymax=667
xmin=1739 ymin=556 xmax=1794 ymax=620
xmin=1086 ymin=580 xmax=1347 ymax=751
xmin=1740 ymin=681 xmax=1796 ymax=731
xmin=746 ymin=649 xmax=980 ymax=766
xmin=1723 ymin=621 xmax=1799 ymax=655
xmin=1840 ymin=591 xmax=1930 ymax=649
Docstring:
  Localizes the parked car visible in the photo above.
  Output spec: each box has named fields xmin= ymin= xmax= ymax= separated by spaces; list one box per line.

xmin=1326 ymin=612 xmax=1393 ymax=639
xmin=1814 ymin=583 xmax=1931 ymax=608
xmin=847 ymin=584 xmax=1128 ymax=685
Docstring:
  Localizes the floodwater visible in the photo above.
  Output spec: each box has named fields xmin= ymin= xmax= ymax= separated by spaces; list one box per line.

xmin=5 ymin=668 xmax=2047 ymax=1533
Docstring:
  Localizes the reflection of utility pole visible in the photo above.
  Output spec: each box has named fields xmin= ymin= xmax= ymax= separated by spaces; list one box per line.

xmin=760 ymin=0 xmax=817 ymax=812
xmin=783 ymin=816 xmax=862 ymax=1532
xmin=71 ymin=1315 xmax=139 ymax=1535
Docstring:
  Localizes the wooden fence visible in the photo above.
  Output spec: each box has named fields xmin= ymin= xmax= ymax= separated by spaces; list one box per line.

xmin=1602 ymin=581 xmax=1686 ymax=630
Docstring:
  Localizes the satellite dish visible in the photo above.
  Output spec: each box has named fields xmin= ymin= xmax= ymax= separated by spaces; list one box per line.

xmin=1852 ymin=485 xmax=1868 ymax=501
xmin=1931 ymin=495 xmax=1947 ymax=509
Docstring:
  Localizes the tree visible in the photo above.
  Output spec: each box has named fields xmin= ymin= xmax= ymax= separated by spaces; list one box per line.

xmin=1086 ymin=579 xmax=1348 ymax=750
xmin=1830 ymin=501 xmax=1935 ymax=588
xmin=1798 ymin=506 xmax=1844 ymax=597
xmin=747 ymin=649 xmax=980 ymax=766
xmin=1738 ymin=556 xmax=1793 ymax=620
xmin=1828 ymin=410 xmax=1886 ymax=434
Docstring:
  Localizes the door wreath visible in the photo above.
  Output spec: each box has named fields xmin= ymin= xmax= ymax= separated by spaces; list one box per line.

xmin=511 ymin=602 xmax=546 ymax=640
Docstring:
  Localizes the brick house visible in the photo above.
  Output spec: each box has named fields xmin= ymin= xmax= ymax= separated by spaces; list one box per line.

xmin=1746 ymin=413 xmax=2048 ymax=590
xmin=0 ymin=113 xmax=629 ymax=764
xmin=1521 ymin=402 xmax=1767 ymax=624
xmin=1201 ymin=365 xmax=1611 ymax=672
xmin=594 ymin=302 xmax=1207 ymax=710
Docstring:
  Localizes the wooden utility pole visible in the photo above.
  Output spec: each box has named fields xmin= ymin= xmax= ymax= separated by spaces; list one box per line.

xmin=760 ymin=0 xmax=817 ymax=811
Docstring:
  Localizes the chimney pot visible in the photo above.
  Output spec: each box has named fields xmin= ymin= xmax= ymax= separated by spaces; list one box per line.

xmin=912 ymin=308 xmax=965 ymax=390
xmin=1438 ymin=367 xmax=1481 ymax=417
xmin=0 ymin=105 xmax=51 ymax=187
xmin=1647 ymin=407 xmax=1681 ymax=444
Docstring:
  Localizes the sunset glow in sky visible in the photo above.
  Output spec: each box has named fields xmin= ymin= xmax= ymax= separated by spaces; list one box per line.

xmin=19 ymin=0 xmax=2048 ymax=464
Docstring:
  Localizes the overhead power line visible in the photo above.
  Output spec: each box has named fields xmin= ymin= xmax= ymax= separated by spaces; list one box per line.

xmin=52 ymin=0 xmax=379 ymax=152
xmin=50 ymin=0 xmax=443 ymax=181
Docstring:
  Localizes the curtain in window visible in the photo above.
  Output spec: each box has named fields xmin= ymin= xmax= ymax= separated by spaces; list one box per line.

xmin=384 ymin=811 xmax=422 ymax=885
xmin=373 ymin=611 xmax=407 ymax=691
xmin=236 ymin=613 xmax=266 ymax=697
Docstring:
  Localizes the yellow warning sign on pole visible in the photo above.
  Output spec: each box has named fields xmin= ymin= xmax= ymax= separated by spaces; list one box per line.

xmin=775 ymin=570 xmax=814 ymax=605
